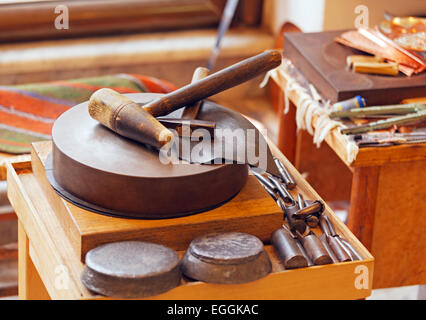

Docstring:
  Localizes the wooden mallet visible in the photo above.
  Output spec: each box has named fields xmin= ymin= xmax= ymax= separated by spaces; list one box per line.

xmin=156 ymin=66 xmax=213 ymax=137
xmin=89 ymin=50 xmax=282 ymax=149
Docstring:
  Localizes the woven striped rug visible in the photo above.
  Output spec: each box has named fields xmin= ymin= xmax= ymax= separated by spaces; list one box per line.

xmin=0 ymin=74 xmax=176 ymax=154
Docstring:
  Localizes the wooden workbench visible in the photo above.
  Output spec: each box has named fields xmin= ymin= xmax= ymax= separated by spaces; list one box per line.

xmin=271 ymin=64 xmax=426 ymax=289
xmin=6 ymin=140 xmax=373 ymax=300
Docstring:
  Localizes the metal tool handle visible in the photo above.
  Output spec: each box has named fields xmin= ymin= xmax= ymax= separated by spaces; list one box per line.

xmin=271 ymin=228 xmax=308 ymax=269
xmin=207 ymin=0 xmax=239 ymax=70
xmin=144 ymin=50 xmax=282 ymax=117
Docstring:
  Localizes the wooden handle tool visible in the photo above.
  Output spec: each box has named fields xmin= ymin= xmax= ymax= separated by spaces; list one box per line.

xmin=88 ymin=88 xmax=174 ymax=149
xmin=144 ymin=49 xmax=282 ymax=117
xmin=174 ymin=66 xmax=212 ymax=137
xmin=181 ymin=67 xmax=210 ymax=120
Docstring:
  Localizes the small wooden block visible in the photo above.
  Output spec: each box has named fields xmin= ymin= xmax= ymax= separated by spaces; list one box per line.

xmin=353 ymin=61 xmax=399 ymax=76
xmin=346 ymin=55 xmax=384 ymax=68
xmin=31 ymin=141 xmax=283 ymax=261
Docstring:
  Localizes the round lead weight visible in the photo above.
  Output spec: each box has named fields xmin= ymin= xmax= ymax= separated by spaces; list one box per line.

xmin=180 ymin=232 xmax=272 ymax=284
xmin=81 ymin=241 xmax=181 ymax=298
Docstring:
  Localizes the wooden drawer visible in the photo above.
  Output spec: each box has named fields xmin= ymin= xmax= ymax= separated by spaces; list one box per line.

xmin=6 ymin=142 xmax=374 ymax=300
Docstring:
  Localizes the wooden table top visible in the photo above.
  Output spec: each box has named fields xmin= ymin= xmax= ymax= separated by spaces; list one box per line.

xmin=271 ymin=65 xmax=426 ymax=168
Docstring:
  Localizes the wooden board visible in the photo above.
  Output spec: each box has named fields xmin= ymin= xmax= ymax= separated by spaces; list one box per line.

xmin=31 ymin=141 xmax=283 ymax=261
xmin=284 ymin=30 xmax=426 ymax=105
xmin=7 ymin=146 xmax=374 ymax=300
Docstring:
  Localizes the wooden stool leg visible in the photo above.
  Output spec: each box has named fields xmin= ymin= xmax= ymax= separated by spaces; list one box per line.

xmin=347 ymin=166 xmax=380 ymax=251
xmin=18 ymin=221 xmax=50 ymax=300
xmin=277 ymin=99 xmax=297 ymax=164
xmin=348 ymin=161 xmax=426 ymax=289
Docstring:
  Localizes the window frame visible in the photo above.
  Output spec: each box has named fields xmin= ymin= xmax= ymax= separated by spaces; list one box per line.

xmin=0 ymin=0 xmax=263 ymax=43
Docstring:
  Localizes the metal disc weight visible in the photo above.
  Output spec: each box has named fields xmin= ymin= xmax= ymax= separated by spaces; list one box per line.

xmin=180 ymin=232 xmax=272 ymax=284
xmin=81 ymin=241 xmax=181 ymax=298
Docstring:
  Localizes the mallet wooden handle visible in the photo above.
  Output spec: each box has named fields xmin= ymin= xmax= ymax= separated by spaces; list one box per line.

xmin=144 ymin=50 xmax=282 ymax=117
xmin=181 ymin=67 xmax=210 ymax=119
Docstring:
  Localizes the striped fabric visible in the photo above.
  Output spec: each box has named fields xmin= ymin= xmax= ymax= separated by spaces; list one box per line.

xmin=0 ymin=74 xmax=176 ymax=154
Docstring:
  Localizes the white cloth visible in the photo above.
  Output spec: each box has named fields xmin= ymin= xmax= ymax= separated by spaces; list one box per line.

xmin=261 ymin=62 xmax=359 ymax=164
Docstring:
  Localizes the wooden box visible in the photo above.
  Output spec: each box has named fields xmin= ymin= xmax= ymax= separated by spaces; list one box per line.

xmin=30 ymin=141 xmax=283 ymax=261
xmin=6 ymin=140 xmax=374 ymax=300
xmin=284 ymin=30 xmax=426 ymax=105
